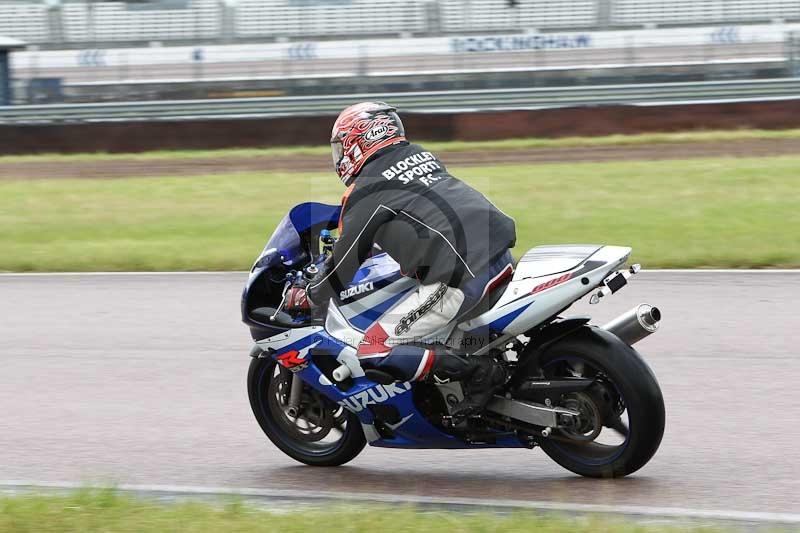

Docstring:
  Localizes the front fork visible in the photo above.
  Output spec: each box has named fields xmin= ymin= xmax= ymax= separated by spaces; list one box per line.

xmin=286 ymin=373 xmax=304 ymax=418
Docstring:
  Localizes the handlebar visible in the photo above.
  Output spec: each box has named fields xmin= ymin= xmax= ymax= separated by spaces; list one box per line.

xmin=270 ymin=231 xmax=337 ymax=320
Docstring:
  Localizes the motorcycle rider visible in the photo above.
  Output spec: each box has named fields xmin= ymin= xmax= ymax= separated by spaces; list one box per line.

xmin=285 ymin=102 xmax=517 ymax=417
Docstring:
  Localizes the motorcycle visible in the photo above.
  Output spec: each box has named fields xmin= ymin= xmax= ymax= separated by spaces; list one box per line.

xmin=242 ymin=202 xmax=665 ymax=478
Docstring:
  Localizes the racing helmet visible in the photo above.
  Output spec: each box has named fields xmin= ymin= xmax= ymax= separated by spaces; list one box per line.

xmin=330 ymin=102 xmax=406 ymax=185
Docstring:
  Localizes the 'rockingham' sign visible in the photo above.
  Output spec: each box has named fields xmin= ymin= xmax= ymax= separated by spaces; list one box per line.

xmin=451 ymin=34 xmax=592 ymax=53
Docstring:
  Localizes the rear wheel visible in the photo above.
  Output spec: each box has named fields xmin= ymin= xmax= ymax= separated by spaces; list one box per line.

xmin=248 ymin=357 xmax=366 ymax=466
xmin=534 ymin=328 xmax=665 ymax=478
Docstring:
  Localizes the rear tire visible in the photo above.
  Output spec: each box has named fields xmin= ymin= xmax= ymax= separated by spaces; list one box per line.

xmin=248 ymin=357 xmax=366 ymax=466
xmin=535 ymin=327 xmax=665 ymax=478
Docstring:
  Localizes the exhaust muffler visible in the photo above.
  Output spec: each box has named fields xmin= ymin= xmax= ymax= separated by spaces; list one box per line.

xmin=602 ymin=304 xmax=661 ymax=345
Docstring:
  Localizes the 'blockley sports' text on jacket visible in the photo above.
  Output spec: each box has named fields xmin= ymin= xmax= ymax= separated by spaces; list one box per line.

xmin=307 ymin=142 xmax=517 ymax=304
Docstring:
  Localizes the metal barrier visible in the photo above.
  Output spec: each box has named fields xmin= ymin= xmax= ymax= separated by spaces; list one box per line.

xmin=2 ymin=78 xmax=800 ymax=124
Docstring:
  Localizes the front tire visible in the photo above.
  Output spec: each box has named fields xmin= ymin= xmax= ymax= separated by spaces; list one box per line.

xmin=248 ymin=357 xmax=366 ymax=466
xmin=534 ymin=327 xmax=665 ymax=478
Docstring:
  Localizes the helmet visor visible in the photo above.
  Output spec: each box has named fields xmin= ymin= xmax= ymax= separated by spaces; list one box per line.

xmin=331 ymin=141 xmax=343 ymax=171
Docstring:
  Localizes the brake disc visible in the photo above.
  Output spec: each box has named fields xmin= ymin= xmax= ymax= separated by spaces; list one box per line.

xmin=270 ymin=372 xmax=335 ymax=442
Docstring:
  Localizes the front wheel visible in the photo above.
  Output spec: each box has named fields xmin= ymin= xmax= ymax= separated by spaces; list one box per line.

xmin=248 ymin=357 xmax=366 ymax=466
xmin=534 ymin=327 xmax=665 ymax=478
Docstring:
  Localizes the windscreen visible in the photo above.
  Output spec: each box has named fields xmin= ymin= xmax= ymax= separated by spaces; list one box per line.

xmin=252 ymin=203 xmax=341 ymax=271
xmin=252 ymin=214 xmax=303 ymax=270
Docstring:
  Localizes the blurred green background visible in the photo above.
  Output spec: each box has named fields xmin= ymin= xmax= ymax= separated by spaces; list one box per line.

xmin=2 ymin=135 xmax=798 ymax=272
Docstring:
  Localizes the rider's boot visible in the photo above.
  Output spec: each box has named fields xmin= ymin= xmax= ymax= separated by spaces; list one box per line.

xmin=429 ymin=351 xmax=507 ymax=418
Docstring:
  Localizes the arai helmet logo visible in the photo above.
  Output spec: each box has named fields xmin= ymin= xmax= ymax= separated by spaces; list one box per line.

xmin=338 ymin=382 xmax=412 ymax=413
xmin=340 ymin=281 xmax=374 ymax=301
xmin=364 ymin=124 xmax=389 ymax=142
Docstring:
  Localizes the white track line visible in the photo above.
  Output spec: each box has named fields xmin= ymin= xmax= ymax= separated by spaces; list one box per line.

xmin=0 ymin=480 xmax=798 ymax=525
xmin=1 ymin=269 xmax=799 ymax=277
xmin=643 ymin=269 xmax=800 ymax=274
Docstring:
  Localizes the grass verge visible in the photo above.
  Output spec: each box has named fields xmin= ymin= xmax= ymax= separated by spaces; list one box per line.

xmin=0 ymin=489 xmax=725 ymax=532
xmin=0 ymin=128 xmax=798 ymax=163
xmin=2 ymin=156 xmax=798 ymax=271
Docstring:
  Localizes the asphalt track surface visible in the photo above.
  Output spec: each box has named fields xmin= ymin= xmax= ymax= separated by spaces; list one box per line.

xmin=1 ymin=272 xmax=798 ymax=516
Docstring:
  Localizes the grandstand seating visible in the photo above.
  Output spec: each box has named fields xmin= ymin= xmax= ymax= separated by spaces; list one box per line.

xmin=612 ymin=0 xmax=800 ymax=25
xmin=61 ymin=0 xmax=219 ymax=42
xmin=440 ymin=0 xmax=597 ymax=32
xmin=0 ymin=1 xmax=48 ymax=42
xmin=235 ymin=0 xmax=426 ymax=38
xmin=0 ymin=0 xmax=799 ymax=45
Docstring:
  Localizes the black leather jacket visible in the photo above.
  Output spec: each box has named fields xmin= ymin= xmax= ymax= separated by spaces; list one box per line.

xmin=307 ymin=142 xmax=516 ymax=304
